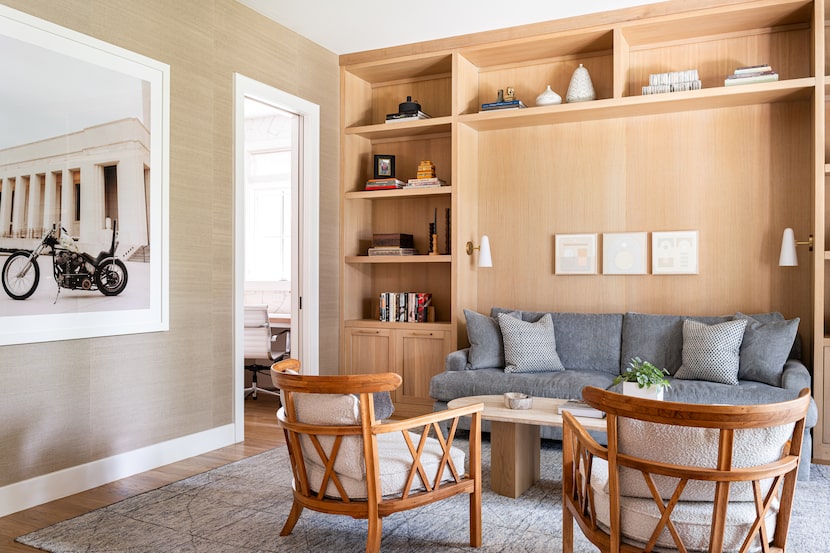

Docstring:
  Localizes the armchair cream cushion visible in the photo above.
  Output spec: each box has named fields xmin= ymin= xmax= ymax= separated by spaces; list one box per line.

xmin=293 ymin=392 xmax=465 ymax=498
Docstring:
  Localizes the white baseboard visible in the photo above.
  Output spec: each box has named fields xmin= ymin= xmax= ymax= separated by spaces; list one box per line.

xmin=0 ymin=424 xmax=237 ymax=518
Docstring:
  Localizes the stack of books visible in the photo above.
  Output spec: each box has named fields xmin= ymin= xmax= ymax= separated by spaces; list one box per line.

xmin=480 ymin=100 xmax=527 ymax=111
xmin=365 ymin=178 xmax=406 ymax=190
xmin=642 ymin=69 xmax=701 ymax=95
xmin=379 ymin=292 xmax=432 ymax=322
xmin=405 ymin=177 xmax=446 ymax=188
xmin=724 ymin=64 xmax=778 ymax=86
xmin=386 ymin=110 xmax=431 ymax=123
xmin=557 ymin=399 xmax=606 ymax=419
xmin=368 ymin=233 xmax=416 ymax=256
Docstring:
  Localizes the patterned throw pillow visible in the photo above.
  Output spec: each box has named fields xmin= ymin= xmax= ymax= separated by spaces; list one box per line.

xmin=675 ymin=319 xmax=747 ymax=385
xmin=498 ymin=312 xmax=565 ymax=373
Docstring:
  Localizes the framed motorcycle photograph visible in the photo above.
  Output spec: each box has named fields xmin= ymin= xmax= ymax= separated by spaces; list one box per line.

xmin=0 ymin=6 xmax=170 ymax=345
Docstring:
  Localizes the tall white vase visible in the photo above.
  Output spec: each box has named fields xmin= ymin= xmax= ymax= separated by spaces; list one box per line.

xmin=623 ymin=381 xmax=664 ymax=401
xmin=566 ymin=63 xmax=596 ymax=103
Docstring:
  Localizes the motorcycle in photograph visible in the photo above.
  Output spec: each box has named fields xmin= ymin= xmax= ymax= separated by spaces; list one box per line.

xmin=1 ymin=221 xmax=128 ymax=300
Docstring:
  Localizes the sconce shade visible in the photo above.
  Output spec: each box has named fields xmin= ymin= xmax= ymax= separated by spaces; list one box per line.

xmin=779 ymin=227 xmax=797 ymax=267
xmin=479 ymin=235 xmax=492 ymax=268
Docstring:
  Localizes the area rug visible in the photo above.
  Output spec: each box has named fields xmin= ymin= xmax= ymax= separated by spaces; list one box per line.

xmin=17 ymin=441 xmax=830 ymax=553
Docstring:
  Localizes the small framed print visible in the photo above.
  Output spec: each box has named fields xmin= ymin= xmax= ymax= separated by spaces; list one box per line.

xmin=603 ymin=232 xmax=648 ymax=275
xmin=373 ymin=154 xmax=395 ymax=179
xmin=555 ymin=233 xmax=598 ymax=275
xmin=652 ymin=231 xmax=699 ymax=274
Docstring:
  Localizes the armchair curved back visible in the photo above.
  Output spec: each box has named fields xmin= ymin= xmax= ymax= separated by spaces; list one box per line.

xmin=270 ymin=359 xmax=483 ymax=553
xmin=563 ymin=386 xmax=811 ymax=553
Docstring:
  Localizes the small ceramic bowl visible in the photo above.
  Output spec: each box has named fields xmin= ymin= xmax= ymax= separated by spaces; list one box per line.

xmin=504 ymin=392 xmax=532 ymax=410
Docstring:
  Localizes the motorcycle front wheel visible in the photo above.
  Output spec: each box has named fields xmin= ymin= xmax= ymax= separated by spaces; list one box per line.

xmin=2 ymin=252 xmax=40 ymax=300
xmin=95 ymin=258 xmax=128 ymax=296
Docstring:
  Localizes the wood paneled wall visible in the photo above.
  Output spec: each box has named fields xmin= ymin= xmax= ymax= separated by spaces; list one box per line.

xmin=476 ymin=102 xmax=813 ymax=348
xmin=0 ymin=0 xmax=339 ymax=488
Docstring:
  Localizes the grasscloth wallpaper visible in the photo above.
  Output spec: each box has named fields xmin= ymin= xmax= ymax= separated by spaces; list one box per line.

xmin=0 ymin=0 xmax=339 ymax=487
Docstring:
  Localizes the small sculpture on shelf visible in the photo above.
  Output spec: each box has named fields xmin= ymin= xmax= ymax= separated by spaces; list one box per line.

xmin=428 ymin=208 xmax=439 ymax=256
xmin=481 ymin=88 xmax=527 ymax=111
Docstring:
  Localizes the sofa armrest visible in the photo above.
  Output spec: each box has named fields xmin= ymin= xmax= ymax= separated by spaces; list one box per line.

xmin=781 ymin=359 xmax=811 ymax=391
xmin=446 ymin=348 xmax=470 ymax=372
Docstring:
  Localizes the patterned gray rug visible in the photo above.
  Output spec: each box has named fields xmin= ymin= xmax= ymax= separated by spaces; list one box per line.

xmin=17 ymin=440 xmax=830 ymax=553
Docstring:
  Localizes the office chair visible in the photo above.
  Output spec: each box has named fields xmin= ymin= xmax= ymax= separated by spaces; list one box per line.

xmin=244 ymin=304 xmax=289 ymax=399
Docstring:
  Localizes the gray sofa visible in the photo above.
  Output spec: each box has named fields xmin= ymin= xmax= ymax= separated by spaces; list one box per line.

xmin=430 ymin=308 xmax=818 ymax=479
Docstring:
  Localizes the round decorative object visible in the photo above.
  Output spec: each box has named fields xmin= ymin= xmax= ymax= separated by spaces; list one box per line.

xmin=535 ymin=85 xmax=562 ymax=106
xmin=566 ymin=63 xmax=596 ymax=103
xmin=504 ymin=392 xmax=533 ymax=409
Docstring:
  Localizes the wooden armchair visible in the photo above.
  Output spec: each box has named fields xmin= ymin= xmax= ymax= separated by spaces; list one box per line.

xmin=562 ymin=386 xmax=811 ymax=553
xmin=270 ymin=359 xmax=483 ymax=553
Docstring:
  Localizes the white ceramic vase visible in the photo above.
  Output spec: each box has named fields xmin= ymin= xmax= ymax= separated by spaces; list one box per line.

xmin=535 ymin=85 xmax=562 ymax=106
xmin=623 ymin=381 xmax=664 ymax=401
xmin=566 ymin=63 xmax=596 ymax=103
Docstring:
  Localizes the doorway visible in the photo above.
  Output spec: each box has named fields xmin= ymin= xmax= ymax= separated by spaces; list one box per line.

xmin=233 ymin=74 xmax=320 ymax=441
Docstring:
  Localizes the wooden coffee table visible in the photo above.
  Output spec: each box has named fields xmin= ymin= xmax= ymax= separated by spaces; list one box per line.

xmin=447 ymin=394 xmax=607 ymax=498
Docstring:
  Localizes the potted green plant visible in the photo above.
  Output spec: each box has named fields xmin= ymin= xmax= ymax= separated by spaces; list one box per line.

xmin=613 ymin=357 xmax=671 ymax=400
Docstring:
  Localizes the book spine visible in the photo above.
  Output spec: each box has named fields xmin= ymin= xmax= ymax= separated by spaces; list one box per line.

xmin=397 ymin=292 xmax=407 ymax=322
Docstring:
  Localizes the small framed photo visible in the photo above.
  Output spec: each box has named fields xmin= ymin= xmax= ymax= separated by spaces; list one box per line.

xmin=652 ymin=231 xmax=699 ymax=274
xmin=373 ymin=154 xmax=395 ymax=179
xmin=555 ymin=233 xmax=598 ymax=275
xmin=603 ymin=232 xmax=648 ymax=275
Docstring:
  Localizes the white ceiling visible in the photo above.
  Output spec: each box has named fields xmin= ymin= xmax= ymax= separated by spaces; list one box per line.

xmin=236 ymin=0 xmax=665 ymax=56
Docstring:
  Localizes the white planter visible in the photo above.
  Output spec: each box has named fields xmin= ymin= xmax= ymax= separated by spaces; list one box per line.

xmin=623 ymin=381 xmax=664 ymax=401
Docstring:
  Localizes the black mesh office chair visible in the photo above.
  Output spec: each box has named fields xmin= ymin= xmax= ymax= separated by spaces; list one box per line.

xmin=244 ymin=305 xmax=289 ymax=399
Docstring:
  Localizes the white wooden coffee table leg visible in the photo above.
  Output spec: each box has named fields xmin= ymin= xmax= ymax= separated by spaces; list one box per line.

xmin=490 ymin=420 xmax=540 ymax=498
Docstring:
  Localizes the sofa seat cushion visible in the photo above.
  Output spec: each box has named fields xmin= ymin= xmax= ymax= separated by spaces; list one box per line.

xmin=590 ymin=459 xmax=777 ymax=553
xmin=305 ymin=431 xmax=466 ymax=499
xmin=429 ymin=367 xmax=617 ymax=403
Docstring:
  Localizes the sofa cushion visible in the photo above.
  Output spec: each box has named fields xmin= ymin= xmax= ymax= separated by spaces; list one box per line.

xmin=464 ymin=308 xmax=519 ymax=369
xmin=498 ymin=313 xmax=565 ymax=373
xmin=734 ymin=312 xmax=799 ymax=386
xmin=429 ymin=367 xmax=617 ymax=403
xmin=675 ymin=319 xmax=747 ymax=385
xmin=493 ymin=308 xmax=623 ymax=375
xmin=621 ymin=313 xmax=685 ymax=375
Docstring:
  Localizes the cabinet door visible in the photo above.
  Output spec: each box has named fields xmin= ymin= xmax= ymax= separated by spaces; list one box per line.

xmin=344 ymin=326 xmax=393 ymax=376
xmin=394 ymin=328 xmax=452 ymax=416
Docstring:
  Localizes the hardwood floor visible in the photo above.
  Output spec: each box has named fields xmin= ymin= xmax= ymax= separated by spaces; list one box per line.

xmin=0 ymin=394 xmax=285 ymax=552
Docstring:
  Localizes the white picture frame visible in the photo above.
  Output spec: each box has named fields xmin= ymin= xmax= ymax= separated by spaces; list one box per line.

xmin=603 ymin=232 xmax=648 ymax=275
xmin=555 ymin=233 xmax=598 ymax=275
xmin=0 ymin=6 xmax=170 ymax=345
xmin=652 ymin=231 xmax=699 ymax=275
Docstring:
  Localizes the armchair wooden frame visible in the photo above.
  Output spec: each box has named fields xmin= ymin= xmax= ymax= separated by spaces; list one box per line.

xmin=562 ymin=386 xmax=811 ymax=553
xmin=271 ymin=359 xmax=483 ymax=553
